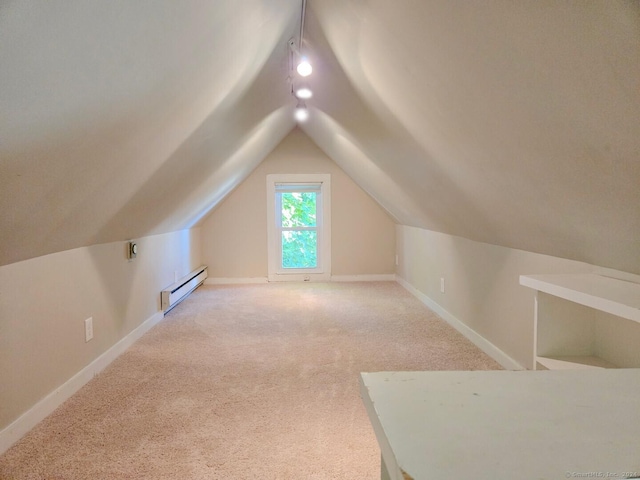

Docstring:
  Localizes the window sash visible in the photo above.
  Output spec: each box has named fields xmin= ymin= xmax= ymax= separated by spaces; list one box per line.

xmin=275 ymin=189 xmax=322 ymax=273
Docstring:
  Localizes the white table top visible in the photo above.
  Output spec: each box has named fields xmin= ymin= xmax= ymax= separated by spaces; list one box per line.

xmin=360 ymin=369 xmax=640 ymax=480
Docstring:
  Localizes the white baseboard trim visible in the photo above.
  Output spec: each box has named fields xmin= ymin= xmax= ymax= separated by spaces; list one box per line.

xmin=205 ymin=277 xmax=268 ymax=285
xmin=0 ymin=310 xmax=165 ymax=455
xmin=268 ymin=273 xmax=331 ymax=282
xmin=331 ymin=274 xmax=396 ymax=282
xmin=205 ymin=275 xmax=397 ymax=284
xmin=396 ymin=276 xmax=524 ymax=371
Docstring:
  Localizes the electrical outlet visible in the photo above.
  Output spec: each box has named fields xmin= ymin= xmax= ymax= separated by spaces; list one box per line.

xmin=440 ymin=277 xmax=445 ymax=294
xmin=84 ymin=317 xmax=93 ymax=342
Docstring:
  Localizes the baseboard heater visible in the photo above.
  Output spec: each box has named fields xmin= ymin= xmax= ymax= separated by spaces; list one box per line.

xmin=161 ymin=266 xmax=208 ymax=313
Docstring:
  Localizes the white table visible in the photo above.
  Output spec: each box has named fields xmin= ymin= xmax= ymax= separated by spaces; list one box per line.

xmin=360 ymin=369 xmax=640 ymax=480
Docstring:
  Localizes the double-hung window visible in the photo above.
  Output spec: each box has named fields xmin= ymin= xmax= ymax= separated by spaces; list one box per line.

xmin=267 ymin=174 xmax=331 ymax=281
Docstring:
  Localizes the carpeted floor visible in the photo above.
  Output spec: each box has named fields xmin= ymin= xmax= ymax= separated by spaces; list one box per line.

xmin=0 ymin=282 xmax=501 ymax=479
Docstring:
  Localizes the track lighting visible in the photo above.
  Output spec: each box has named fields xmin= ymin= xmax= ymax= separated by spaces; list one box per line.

xmin=294 ymin=81 xmax=313 ymax=99
xmin=294 ymin=100 xmax=309 ymax=122
xmin=289 ymin=0 xmax=312 ymax=122
xmin=296 ymin=57 xmax=312 ymax=77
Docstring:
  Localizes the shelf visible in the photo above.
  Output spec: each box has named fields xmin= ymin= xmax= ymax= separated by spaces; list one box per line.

xmin=522 ymin=272 xmax=640 ymax=371
xmin=536 ymin=355 xmax=619 ymax=370
xmin=520 ymin=273 xmax=640 ymax=323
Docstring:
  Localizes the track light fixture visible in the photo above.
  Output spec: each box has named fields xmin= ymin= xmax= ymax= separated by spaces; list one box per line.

xmin=295 ymin=100 xmax=309 ymax=122
xmin=294 ymin=81 xmax=313 ymax=99
xmin=296 ymin=57 xmax=312 ymax=77
xmin=289 ymin=42 xmax=313 ymax=81
xmin=289 ymin=0 xmax=313 ymax=122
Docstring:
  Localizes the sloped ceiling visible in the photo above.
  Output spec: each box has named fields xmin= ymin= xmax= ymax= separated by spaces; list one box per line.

xmin=1 ymin=0 xmax=298 ymax=265
xmin=2 ymin=1 xmax=639 ymax=274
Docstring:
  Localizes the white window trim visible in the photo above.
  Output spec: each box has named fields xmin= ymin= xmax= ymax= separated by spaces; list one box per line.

xmin=274 ymin=184 xmax=323 ymax=275
xmin=267 ymin=174 xmax=331 ymax=282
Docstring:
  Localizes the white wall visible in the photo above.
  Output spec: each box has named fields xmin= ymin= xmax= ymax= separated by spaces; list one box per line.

xmin=200 ymin=128 xmax=396 ymax=280
xmin=395 ymin=225 xmax=606 ymax=370
xmin=0 ymin=229 xmax=201 ymax=436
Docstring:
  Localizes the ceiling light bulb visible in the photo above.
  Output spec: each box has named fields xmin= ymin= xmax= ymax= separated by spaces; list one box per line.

xmin=294 ymin=102 xmax=309 ymax=122
xmin=295 ymin=86 xmax=313 ymax=99
xmin=297 ymin=58 xmax=312 ymax=77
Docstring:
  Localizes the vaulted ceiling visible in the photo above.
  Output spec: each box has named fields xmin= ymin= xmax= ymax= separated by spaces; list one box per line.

xmin=2 ymin=1 xmax=639 ymax=273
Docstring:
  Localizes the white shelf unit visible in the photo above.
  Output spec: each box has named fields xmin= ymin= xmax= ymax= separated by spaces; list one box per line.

xmin=520 ymin=273 xmax=640 ymax=370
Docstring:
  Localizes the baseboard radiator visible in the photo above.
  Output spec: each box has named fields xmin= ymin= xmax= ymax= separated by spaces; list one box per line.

xmin=161 ymin=266 xmax=208 ymax=313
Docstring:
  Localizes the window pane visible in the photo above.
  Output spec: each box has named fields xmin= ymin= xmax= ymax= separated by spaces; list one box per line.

xmin=281 ymin=231 xmax=317 ymax=268
xmin=281 ymin=192 xmax=316 ymax=228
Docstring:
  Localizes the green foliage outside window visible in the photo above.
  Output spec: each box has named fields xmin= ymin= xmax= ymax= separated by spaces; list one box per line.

xmin=282 ymin=231 xmax=317 ymax=268
xmin=281 ymin=192 xmax=316 ymax=227
xmin=281 ymin=192 xmax=317 ymax=268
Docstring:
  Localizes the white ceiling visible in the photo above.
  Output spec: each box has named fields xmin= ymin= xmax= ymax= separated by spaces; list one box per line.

xmin=1 ymin=1 xmax=639 ymax=273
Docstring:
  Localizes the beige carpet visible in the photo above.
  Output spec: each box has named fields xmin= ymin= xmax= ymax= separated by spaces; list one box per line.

xmin=0 ymin=282 xmax=501 ymax=479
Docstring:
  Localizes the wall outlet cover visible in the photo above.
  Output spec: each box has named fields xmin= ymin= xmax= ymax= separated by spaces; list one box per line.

xmin=84 ymin=317 xmax=93 ymax=342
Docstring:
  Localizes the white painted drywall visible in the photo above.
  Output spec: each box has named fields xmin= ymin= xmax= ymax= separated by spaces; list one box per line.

xmin=200 ymin=128 xmax=396 ymax=279
xmin=0 ymin=1 xmax=297 ymax=267
xmin=2 ymin=1 xmax=638 ymax=278
xmin=396 ymin=225 xmax=601 ymax=369
xmin=0 ymin=229 xmax=202 ymax=431
xmin=310 ymin=0 xmax=640 ymax=274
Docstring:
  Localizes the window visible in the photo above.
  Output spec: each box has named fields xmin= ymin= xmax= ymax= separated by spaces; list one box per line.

xmin=267 ymin=174 xmax=331 ymax=281
xmin=277 ymin=185 xmax=320 ymax=270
